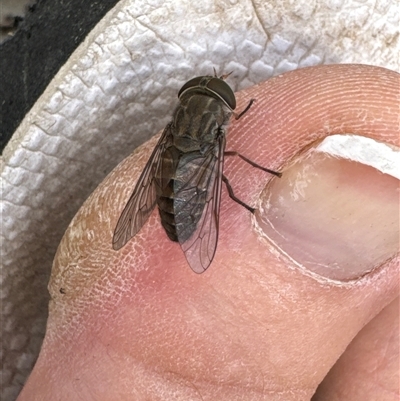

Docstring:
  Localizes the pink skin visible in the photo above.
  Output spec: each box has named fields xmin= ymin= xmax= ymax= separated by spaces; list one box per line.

xmin=17 ymin=65 xmax=399 ymax=401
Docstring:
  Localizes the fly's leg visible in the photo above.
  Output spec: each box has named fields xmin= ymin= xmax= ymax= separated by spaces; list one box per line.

xmin=222 ymin=151 xmax=282 ymax=213
xmin=230 ymin=97 xmax=280 ymax=175
xmin=225 ymin=96 xmax=282 ymax=212
xmin=234 ymin=99 xmax=255 ymax=120
xmin=224 ymin=151 xmax=282 ymax=177
xmin=222 ymin=175 xmax=255 ymax=214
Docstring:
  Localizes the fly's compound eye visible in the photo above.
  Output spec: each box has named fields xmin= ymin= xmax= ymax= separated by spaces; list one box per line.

xmin=178 ymin=76 xmax=204 ymax=97
xmin=206 ymin=77 xmax=236 ymax=110
xmin=178 ymin=76 xmax=237 ymax=110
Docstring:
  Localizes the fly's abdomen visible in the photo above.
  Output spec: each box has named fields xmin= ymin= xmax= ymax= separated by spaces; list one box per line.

xmin=157 ymin=179 xmax=179 ymax=242
xmin=156 ymin=147 xmax=210 ymax=243
xmin=157 ymin=180 xmax=206 ymax=243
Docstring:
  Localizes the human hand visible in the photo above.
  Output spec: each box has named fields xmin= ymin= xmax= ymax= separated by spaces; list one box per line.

xmin=17 ymin=64 xmax=399 ymax=401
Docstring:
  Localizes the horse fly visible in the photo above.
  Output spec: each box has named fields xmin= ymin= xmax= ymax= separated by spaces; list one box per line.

xmin=112 ymin=71 xmax=282 ymax=273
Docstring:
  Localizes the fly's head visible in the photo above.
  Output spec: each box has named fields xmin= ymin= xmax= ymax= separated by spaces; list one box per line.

xmin=178 ymin=75 xmax=237 ymax=111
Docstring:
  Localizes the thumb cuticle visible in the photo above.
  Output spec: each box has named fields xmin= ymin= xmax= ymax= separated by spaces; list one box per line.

xmin=255 ymin=134 xmax=399 ymax=282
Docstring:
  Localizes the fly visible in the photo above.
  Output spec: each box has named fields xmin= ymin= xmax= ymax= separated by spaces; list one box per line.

xmin=112 ymin=71 xmax=282 ymax=273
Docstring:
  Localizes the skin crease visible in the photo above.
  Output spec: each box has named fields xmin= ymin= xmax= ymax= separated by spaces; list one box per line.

xmin=17 ymin=65 xmax=399 ymax=401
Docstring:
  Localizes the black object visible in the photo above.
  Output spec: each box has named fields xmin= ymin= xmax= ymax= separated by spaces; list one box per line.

xmin=0 ymin=0 xmax=120 ymax=153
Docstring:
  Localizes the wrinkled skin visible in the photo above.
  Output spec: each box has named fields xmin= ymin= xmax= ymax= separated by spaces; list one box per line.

xmin=17 ymin=65 xmax=399 ymax=401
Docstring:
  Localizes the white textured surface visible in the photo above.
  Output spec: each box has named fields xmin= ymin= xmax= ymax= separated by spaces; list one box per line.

xmin=317 ymin=135 xmax=400 ymax=179
xmin=1 ymin=0 xmax=399 ymax=399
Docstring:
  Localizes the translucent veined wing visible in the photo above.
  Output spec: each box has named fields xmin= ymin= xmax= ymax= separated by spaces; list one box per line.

xmin=175 ymin=134 xmax=225 ymax=273
xmin=112 ymin=124 xmax=172 ymax=250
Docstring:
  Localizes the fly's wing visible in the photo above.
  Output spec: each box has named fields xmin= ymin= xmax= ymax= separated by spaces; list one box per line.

xmin=112 ymin=124 xmax=172 ymax=250
xmin=176 ymin=135 xmax=225 ymax=273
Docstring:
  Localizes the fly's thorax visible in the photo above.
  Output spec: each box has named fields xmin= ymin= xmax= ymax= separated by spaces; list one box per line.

xmin=172 ymin=93 xmax=232 ymax=152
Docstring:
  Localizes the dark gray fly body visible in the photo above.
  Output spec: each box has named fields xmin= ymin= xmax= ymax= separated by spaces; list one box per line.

xmin=112 ymin=72 xmax=281 ymax=273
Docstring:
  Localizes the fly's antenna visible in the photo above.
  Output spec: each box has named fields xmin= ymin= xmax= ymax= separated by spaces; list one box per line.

xmin=213 ymin=68 xmax=233 ymax=81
